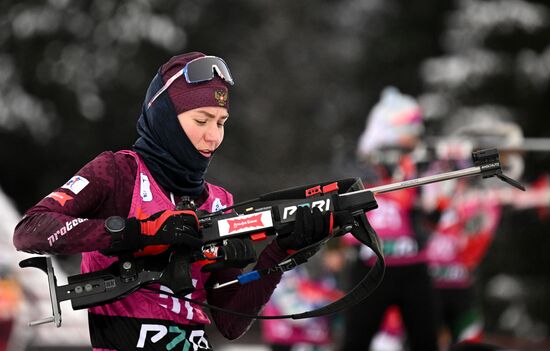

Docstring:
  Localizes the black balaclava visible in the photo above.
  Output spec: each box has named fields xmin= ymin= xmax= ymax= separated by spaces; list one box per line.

xmin=133 ymin=73 xmax=210 ymax=197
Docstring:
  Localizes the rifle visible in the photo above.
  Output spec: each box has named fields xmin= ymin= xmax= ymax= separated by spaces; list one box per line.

xmin=19 ymin=148 xmax=524 ymax=327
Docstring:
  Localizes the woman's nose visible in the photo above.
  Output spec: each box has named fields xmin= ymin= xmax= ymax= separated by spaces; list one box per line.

xmin=204 ymin=123 xmax=222 ymax=144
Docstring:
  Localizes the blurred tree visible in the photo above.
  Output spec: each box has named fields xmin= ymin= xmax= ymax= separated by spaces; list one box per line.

xmin=1 ymin=0 xmax=451 ymax=210
xmin=418 ymin=0 xmax=550 ymax=146
xmin=0 ymin=1 xmax=202 ymax=210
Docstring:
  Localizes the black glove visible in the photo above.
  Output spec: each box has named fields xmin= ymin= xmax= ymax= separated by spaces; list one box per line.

xmin=276 ymin=206 xmax=334 ymax=252
xmin=106 ymin=210 xmax=202 ymax=253
xmin=201 ymin=238 xmax=257 ymax=272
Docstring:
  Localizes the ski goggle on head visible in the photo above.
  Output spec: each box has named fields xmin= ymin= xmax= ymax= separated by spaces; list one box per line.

xmin=147 ymin=55 xmax=234 ymax=109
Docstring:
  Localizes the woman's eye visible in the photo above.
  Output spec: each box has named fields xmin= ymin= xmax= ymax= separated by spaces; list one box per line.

xmin=195 ymin=120 xmax=207 ymax=125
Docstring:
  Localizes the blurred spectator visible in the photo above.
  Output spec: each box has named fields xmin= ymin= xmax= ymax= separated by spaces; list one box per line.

xmin=425 ymin=175 xmax=502 ymax=348
xmin=370 ymin=306 xmax=406 ymax=351
xmin=260 ymin=245 xmax=346 ymax=351
xmin=0 ymin=262 xmax=22 ymax=351
xmin=422 ymin=119 xmax=550 ymax=350
xmin=340 ymin=87 xmax=439 ymax=351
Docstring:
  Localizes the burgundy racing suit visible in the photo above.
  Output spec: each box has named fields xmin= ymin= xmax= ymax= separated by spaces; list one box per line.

xmin=14 ymin=151 xmax=288 ymax=350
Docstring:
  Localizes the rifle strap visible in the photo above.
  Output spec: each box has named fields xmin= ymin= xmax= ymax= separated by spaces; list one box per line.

xmin=288 ymin=212 xmax=385 ymax=319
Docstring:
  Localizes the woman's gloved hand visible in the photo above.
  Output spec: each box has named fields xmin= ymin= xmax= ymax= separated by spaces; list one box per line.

xmin=201 ymin=238 xmax=257 ymax=272
xmin=105 ymin=210 xmax=202 ymax=253
xmin=276 ymin=206 xmax=333 ymax=252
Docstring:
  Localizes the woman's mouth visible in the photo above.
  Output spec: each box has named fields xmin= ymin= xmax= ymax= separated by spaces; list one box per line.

xmin=199 ymin=150 xmax=212 ymax=157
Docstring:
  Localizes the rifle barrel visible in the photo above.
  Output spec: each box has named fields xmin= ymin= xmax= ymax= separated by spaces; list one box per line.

xmin=341 ymin=166 xmax=482 ymax=197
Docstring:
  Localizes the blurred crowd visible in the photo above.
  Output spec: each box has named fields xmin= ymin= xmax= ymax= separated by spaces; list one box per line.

xmin=258 ymin=87 xmax=550 ymax=351
xmin=2 ymin=87 xmax=550 ymax=351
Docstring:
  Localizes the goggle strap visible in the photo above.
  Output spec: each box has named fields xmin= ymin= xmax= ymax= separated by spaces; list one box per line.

xmin=147 ymin=69 xmax=184 ymax=109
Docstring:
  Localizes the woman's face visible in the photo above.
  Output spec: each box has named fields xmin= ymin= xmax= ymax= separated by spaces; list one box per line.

xmin=177 ymin=106 xmax=228 ymax=158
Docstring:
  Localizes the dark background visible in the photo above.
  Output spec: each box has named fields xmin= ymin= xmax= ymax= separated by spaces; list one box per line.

xmin=2 ymin=0 xmax=550 ymax=347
